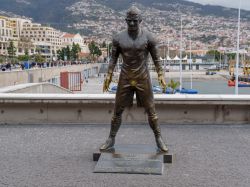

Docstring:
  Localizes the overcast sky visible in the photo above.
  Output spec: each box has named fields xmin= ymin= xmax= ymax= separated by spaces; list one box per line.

xmin=187 ymin=0 xmax=250 ymax=10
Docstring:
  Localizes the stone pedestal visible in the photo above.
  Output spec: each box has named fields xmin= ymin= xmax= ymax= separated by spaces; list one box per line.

xmin=93 ymin=144 xmax=174 ymax=175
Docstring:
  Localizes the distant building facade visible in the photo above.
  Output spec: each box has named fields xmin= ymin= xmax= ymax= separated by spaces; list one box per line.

xmin=21 ymin=22 xmax=62 ymax=60
xmin=0 ymin=15 xmax=91 ymax=61
xmin=0 ymin=16 xmax=14 ymax=56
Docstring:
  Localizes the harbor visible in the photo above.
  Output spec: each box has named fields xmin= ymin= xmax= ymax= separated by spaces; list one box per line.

xmin=81 ymin=70 xmax=250 ymax=95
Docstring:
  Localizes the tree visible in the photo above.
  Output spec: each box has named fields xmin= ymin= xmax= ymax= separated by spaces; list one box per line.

xmin=107 ymin=42 xmax=112 ymax=59
xmin=206 ymin=50 xmax=221 ymax=62
xmin=57 ymin=49 xmax=63 ymax=60
xmin=88 ymin=41 xmax=102 ymax=62
xmin=101 ymin=41 xmax=107 ymax=48
xmin=167 ymin=79 xmax=180 ymax=94
xmin=227 ymin=53 xmax=236 ymax=60
xmin=18 ymin=49 xmax=30 ymax=62
xmin=7 ymin=40 xmax=16 ymax=63
xmin=34 ymin=54 xmax=45 ymax=63
xmin=66 ymin=46 xmax=71 ymax=61
xmin=0 ymin=57 xmax=4 ymax=64
xmin=71 ymin=43 xmax=81 ymax=61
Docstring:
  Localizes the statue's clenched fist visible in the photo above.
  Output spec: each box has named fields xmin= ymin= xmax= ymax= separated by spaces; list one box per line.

xmin=103 ymin=73 xmax=112 ymax=92
xmin=158 ymin=73 xmax=167 ymax=92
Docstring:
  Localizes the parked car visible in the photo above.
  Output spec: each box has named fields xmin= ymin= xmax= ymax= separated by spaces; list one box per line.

xmin=206 ymin=70 xmax=216 ymax=75
xmin=1 ymin=63 xmax=11 ymax=71
xmin=208 ymin=65 xmax=220 ymax=71
xmin=0 ymin=64 xmax=6 ymax=71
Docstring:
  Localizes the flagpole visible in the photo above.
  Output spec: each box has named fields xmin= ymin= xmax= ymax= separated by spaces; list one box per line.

xmin=190 ymin=35 xmax=192 ymax=89
xmin=168 ymin=38 xmax=170 ymax=80
xmin=235 ymin=0 xmax=241 ymax=94
xmin=179 ymin=16 xmax=183 ymax=91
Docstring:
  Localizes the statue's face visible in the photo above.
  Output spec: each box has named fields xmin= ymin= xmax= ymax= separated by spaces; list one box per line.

xmin=126 ymin=16 xmax=141 ymax=31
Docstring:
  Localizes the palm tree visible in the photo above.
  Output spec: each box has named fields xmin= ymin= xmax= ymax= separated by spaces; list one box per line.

xmin=167 ymin=79 xmax=180 ymax=94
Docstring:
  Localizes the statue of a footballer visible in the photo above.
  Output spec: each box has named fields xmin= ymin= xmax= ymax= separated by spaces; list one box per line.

xmin=101 ymin=6 xmax=168 ymax=152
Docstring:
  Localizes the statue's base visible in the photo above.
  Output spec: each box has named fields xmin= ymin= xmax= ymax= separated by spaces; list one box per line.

xmin=93 ymin=144 xmax=174 ymax=175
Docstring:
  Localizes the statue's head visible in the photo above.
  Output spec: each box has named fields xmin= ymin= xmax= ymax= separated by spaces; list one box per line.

xmin=125 ymin=6 xmax=142 ymax=31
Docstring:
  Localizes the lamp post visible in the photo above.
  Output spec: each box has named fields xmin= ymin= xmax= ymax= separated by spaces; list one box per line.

xmin=179 ymin=16 xmax=183 ymax=91
xmin=235 ymin=0 xmax=242 ymax=95
xmin=168 ymin=38 xmax=171 ymax=80
xmin=107 ymin=42 xmax=109 ymax=63
xmin=189 ymin=35 xmax=193 ymax=89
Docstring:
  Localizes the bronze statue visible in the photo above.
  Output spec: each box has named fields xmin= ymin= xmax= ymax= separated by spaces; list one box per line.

xmin=101 ymin=6 xmax=168 ymax=152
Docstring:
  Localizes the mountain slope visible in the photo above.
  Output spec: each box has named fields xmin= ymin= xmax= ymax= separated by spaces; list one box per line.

xmin=1 ymin=0 xmax=250 ymax=45
xmin=1 ymin=0 xmax=249 ymax=25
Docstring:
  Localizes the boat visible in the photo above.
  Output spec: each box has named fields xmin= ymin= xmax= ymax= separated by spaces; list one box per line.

xmin=109 ymin=85 xmax=117 ymax=93
xmin=176 ymin=88 xmax=198 ymax=94
xmin=228 ymin=80 xmax=235 ymax=87
xmin=239 ymin=81 xmax=250 ymax=87
xmin=152 ymin=85 xmax=162 ymax=94
xmin=227 ymin=80 xmax=250 ymax=87
xmin=165 ymin=87 xmax=176 ymax=94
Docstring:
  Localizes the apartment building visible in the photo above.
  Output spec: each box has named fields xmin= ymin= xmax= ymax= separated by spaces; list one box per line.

xmin=21 ymin=22 xmax=62 ymax=60
xmin=9 ymin=18 xmax=31 ymax=38
xmin=0 ymin=16 xmax=14 ymax=56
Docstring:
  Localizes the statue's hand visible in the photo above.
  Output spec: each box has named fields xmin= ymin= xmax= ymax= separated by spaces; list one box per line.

xmin=103 ymin=73 xmax=112 ymax=92
xmin=158 ymin=74 xmax=167 ymax=92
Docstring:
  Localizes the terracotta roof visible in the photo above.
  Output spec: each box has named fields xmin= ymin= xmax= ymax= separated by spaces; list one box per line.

xmin=62 ymin=33 xmax=75 ymax=38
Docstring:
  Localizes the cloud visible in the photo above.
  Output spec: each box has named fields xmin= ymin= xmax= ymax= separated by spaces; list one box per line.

xmin=187 ymin=0 xmax=250 ymax=10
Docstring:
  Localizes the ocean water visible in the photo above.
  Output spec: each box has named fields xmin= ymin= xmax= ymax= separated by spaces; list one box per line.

xmin=153 ymin=79 xmax=250 ymax=95
xmin=182 ymin=80 xmax=250 ymax=95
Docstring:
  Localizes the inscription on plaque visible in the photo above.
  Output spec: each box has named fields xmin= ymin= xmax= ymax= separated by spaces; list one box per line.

xmin=94 ymin=150 xmax=164 ymax=175
xmin=94 ymin=145 xmax=174 ymax=175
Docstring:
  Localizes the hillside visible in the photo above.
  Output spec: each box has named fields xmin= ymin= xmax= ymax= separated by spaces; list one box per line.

xmin=0 ymin=0 xmax=249 ymax=29
xmin=1 ymin=0 xmax=250 ymax=49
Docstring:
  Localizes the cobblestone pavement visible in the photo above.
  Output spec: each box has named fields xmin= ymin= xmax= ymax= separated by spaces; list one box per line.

xmin=0 ymin=124 xmax=250 ymax=187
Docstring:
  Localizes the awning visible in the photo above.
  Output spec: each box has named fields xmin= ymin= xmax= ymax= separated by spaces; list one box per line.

xmin=173 ymin=55 xmax=180 ymax=60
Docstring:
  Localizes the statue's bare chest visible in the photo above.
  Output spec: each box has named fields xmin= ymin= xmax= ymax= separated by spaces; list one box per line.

xmin=119 ymin=33 xmax=148 ymax=52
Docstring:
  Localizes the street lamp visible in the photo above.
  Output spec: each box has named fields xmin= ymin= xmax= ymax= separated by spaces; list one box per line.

xmin=235 ymin=0 xmax=242 ymax=95
xmin=179 ymin=15 xmax=183 ymax=91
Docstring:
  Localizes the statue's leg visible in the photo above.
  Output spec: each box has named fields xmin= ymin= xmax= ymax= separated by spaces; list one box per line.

xmin=100 ymin=105 xmax=124 ymax=150
xmin=146 ymin=107 xmax=168 ymax=152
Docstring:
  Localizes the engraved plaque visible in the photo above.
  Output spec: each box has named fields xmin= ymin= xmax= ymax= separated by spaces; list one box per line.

xmin=94 ymin=145 xmax=165 ymax=175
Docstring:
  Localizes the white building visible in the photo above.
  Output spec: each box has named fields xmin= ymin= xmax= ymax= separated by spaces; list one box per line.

xmin=0 ymin=16 xmax=14 ymax=56
xmin=61 ymin=33 xmax=89 ymax=53
xmin=9 ymin=17 xmax=31 ymax=38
